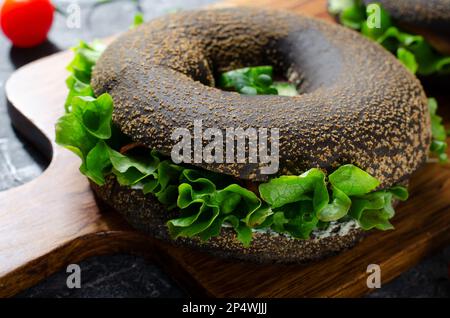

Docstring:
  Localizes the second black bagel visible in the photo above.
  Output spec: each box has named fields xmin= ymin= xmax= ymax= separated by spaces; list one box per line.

xmin=364 ymin=0 xmax=450 ymax=36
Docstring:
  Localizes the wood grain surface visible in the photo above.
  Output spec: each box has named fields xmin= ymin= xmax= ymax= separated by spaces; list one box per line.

xmin=1 ymin=0 xmax=449 ymax=297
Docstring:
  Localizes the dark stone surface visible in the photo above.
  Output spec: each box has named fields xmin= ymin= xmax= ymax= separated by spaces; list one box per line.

xmin=16 ymin=254 xmax=187 ymax=298
xmin=0 ymin=0 xmax=449 ymax=298
xmin=368 ymin=246 xmax=450 ymax=298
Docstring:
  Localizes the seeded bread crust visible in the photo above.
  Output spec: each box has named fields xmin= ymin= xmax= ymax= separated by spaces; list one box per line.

xmin=92 ymin=8 xmax=430 ymax=187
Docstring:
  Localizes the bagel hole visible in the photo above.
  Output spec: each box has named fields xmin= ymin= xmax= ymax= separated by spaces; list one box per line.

xmin=213 ymin=64 xmax=302 ymax=96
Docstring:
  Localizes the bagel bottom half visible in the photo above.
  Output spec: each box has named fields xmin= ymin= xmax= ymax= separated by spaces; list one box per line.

xmin=91 ymin=176 xmax=366 ymax=264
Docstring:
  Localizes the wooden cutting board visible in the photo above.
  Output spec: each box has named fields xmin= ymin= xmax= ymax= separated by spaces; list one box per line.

xmin=1 ymin=0 xmax=449 ymax=297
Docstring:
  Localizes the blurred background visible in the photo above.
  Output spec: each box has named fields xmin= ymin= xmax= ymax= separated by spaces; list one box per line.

xmin=0 ymin=0 xmax=448 ymax=297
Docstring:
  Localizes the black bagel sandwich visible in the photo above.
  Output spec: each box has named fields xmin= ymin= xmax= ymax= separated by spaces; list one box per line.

xmin=56 ymin=8 xmax=431 ymax=263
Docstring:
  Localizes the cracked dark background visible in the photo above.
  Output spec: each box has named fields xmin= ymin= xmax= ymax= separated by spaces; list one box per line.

xmin=0 ymin=0 xmax=448 ymax=298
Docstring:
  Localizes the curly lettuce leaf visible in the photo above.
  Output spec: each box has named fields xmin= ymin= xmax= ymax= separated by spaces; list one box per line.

xmin=67 ymin=41 xmax=105 ymax=85
xmin=397 ymin=47 xmax=418 ymax=74
xmin=328 ymin=164 xmax=380 ymax=196
xmin=72 ymin=94 xmax=113 ymax=139
xmin=259 ymin=168 xmax=328 ymax=209
xmin=65 ymin=75 xmax=94 ymax=112
xmin=428 ymin=98 xmax=448 ymax=162
xmin=85 ymin=141 xmax=112 ymax=185
xmin=65 ymin=41 xmax=105 ymax=112
xmin=318 ymin=185 xmax=351 ymax=222
xmin=170 ymin=177 xmax=264 ymax=246
xmin=339 ymin=1 xmax=365 ymax=29
xmin=55 ymin=111 xmax=98 ymax=175
xmin=266 ymin=202 xmax=319 ymax=240
xmin=258 ymin=164 xmax=400 ymax=231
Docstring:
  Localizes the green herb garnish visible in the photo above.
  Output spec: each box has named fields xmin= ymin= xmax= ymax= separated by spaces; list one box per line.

xmin=429 ymin=98 xmax=448 ymax=162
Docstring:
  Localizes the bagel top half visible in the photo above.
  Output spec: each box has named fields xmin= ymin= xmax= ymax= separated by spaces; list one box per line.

xmin=91 ymin=8 xmax=431 ymax=188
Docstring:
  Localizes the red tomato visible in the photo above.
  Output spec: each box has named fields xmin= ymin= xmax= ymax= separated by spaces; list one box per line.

xmin=0 ymin=0 xmax=54 ymax=48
